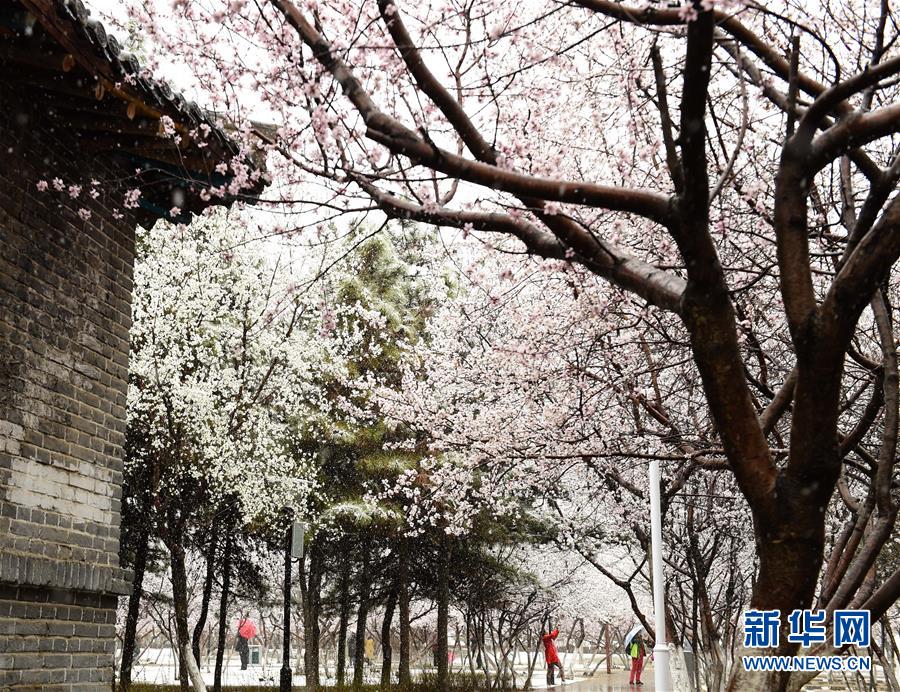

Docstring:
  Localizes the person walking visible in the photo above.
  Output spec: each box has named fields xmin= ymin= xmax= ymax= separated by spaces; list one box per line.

xmin=628 ymin=632 xmax=647 ymax=685
xmin=235 ymin=615 xmax=257 ymax=670
xmin=542 ymin=626 xmax=565 ymax=685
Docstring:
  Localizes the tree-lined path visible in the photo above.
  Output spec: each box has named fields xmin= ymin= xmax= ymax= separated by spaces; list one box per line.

xmin=2 ymin=0 xmax=897 ymax=689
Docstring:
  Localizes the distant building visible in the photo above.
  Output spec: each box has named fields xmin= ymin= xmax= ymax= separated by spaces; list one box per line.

xmin=0 ymin=0 xmax=259 ymax=687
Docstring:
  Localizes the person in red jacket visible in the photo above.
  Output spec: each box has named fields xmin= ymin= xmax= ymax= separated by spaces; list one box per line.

xmin=542 ymin=626 xmax=565 ymax=685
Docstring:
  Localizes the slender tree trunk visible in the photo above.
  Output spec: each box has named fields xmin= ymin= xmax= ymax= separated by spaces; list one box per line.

xmin=193 ymin=520 xmax=220 ymax=667
xmin=353 ymin=538 xmax=372 ymax=686
xmin=436 ymin=535 xmax=450 ymax=686
xmin=336 ymin=555 xmax=351 ymax=685
xmin=182 ymin=642 xmax=208 ymax=692
xmin=213 ymin=528 xmax=233 ymax=692
xmin=302 ymin=542 xmax=324 ymax=690
xmin=119 ymin=525 xmax=150 ymax=692
xmin=381 ymin=583 xmax=399 ymax=685
xmin=398 ymin=537 xmax=412 ymax=685
xmin=169 ymin=537 xmax=191 ymax=692
xmin=281 ymin=519 xmax=293 ymax=692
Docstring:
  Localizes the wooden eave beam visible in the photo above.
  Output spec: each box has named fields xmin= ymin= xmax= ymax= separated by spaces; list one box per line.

xmin=75 ymin=134 xmax=223 ymax=178
xmin=0 ymin=68 xmax=105 ymax=101
xmin=115 ymin=146 xmax=222 ymax=178
xmin=0 ymin=40 xmax=75 ymax=73
xmin=47 ymin=112 xmax=167 ymax=138
xmin=45 ymin=98 xmax=137 ymax=120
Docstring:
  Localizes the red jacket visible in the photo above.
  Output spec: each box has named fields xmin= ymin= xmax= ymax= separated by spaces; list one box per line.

xmin=542 ymin=628 xmax=560 ymax=664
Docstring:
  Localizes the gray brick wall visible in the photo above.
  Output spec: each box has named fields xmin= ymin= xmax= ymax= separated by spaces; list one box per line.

xmin=0 ymin=585 xmax=118 ymax=689
xmin=0 ymin=82 xmax=137 ymax=689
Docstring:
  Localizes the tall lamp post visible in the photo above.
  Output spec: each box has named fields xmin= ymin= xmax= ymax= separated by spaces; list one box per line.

xmin=649 ymin=457 xmax=673 ymax=691
xmin=281 ymin=517 xmax=305 ymax=692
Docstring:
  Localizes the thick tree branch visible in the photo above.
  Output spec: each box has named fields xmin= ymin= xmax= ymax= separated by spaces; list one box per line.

xmin=809 ymin=103 xmax=900 ymax=173
xmin=774 ymin=153 xmax=816 ymax=348
xmin=575 ymin=0 xmax=875 ymax=124
xmin=842 ymin=150 xmax=900 ymax=265
xmin=797 ymin=54 xmax=900 ymax=139
xmin=672 ymin=8 xmax=776 ymax=511
xmin=377 ymin=0 xmax=494 ymax=163
xmin=355 ymin=177 xmax=687 ymax=311
xmin=823 ymin=194 xmax=900 ymax=347
xmin=272 ymin=0 xmax=673 ymax=222
xmin=364 ymin=127 xmax=672 ymax=220
xmin=717 ymin=40 xmax=883 ymax=182
xmin=838 ymin=370 xmax=885 ymax=458
xmin=375 ymin=0 xmax=684 ymax=309
xmin=759 ymin=368 xmax=797 ymax=436
xmin=862 ymin=565 xmax=900 ymax=623
xmin=871 ymin=291 xmax=898 ymax=515
xmin=650 ymin=44 xmax=683 ymax=193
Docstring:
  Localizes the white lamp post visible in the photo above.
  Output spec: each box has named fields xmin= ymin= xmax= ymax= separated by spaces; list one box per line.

xmin=649 ymin=457 xmax=673 ymax=691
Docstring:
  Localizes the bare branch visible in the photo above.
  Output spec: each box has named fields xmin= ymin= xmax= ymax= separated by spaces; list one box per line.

xmin=650 ymin=43 xmax=683 ymax=193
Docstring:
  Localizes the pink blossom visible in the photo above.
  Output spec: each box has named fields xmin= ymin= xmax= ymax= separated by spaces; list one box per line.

xmin=123 ymin=188 xmax=142 ymax=209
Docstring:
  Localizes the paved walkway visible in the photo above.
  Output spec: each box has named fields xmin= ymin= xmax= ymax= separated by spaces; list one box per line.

xmin=532 ymin=671 xmax=654 ymax=691
xmin=133 ymin=659 xmax=654 ymax=690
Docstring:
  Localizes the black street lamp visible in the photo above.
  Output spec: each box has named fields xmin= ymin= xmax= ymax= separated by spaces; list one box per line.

xmin=281 ymin=517 xmax=305 ymax=692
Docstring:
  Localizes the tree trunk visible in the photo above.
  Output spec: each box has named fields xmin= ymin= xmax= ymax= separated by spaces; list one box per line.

xmin=726 ymin=494 xmax=831 ymax=692
xmin=182 ymin=642 xmax=208 ymax=692
xmin=336 ymin=556 xmax=351 ymax=685
xmin=193 ymin=520 xmax=219 ymax=668
xmin=169 ymin=538 xmax=191 ymax=692
xmin=119 ymin=525 xmax=150 ymax=692
xmin=381 ymin=583 xmax=399 ymax=685
xmin=302 ymin=542 xmax=324 ymax=690
xmin=436 ymin=535 xmax=450 ymax=686
xmin=353 ymin=538 xmax=373 ymax=686
xmin=213 ymin=528 xmax=233 ymax=692
xmin=398 ymin=537 xmax=412 ymax=685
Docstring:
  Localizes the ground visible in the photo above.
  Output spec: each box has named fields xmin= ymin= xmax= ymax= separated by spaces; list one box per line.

xmin=537 ymin=671 xmax=654 ymax=690
xmin=130 ymin=662 xmax=652 ymax=690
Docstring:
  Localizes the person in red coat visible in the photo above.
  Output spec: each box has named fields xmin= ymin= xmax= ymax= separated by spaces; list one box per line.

xmin=542 ymin=626 xmax=565 ymax=685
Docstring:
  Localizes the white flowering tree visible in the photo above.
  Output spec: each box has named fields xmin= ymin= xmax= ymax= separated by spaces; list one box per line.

xmin=122 ymin=209 xmax=321 ymax=689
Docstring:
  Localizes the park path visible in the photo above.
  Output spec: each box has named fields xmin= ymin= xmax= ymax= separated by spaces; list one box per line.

xmin=533 ymin=671 xmax=653 ymax=691
xmin=132 ymin=659 xmax=652 ymax=690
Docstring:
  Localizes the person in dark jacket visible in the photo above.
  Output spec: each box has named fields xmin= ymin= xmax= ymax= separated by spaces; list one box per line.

xmin=235 ymin=616 xmax=256 ymax=670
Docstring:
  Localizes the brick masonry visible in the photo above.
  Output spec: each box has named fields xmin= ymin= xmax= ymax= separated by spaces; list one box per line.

xmin=0 ymin=81 xmax=139 ymax=689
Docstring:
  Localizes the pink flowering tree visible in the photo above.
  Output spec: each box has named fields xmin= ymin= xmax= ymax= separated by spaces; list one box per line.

xmin=375 ymin=247 xmax=764 ymax=686
xmin=108 ymin=0 xmax=900 ymax=688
